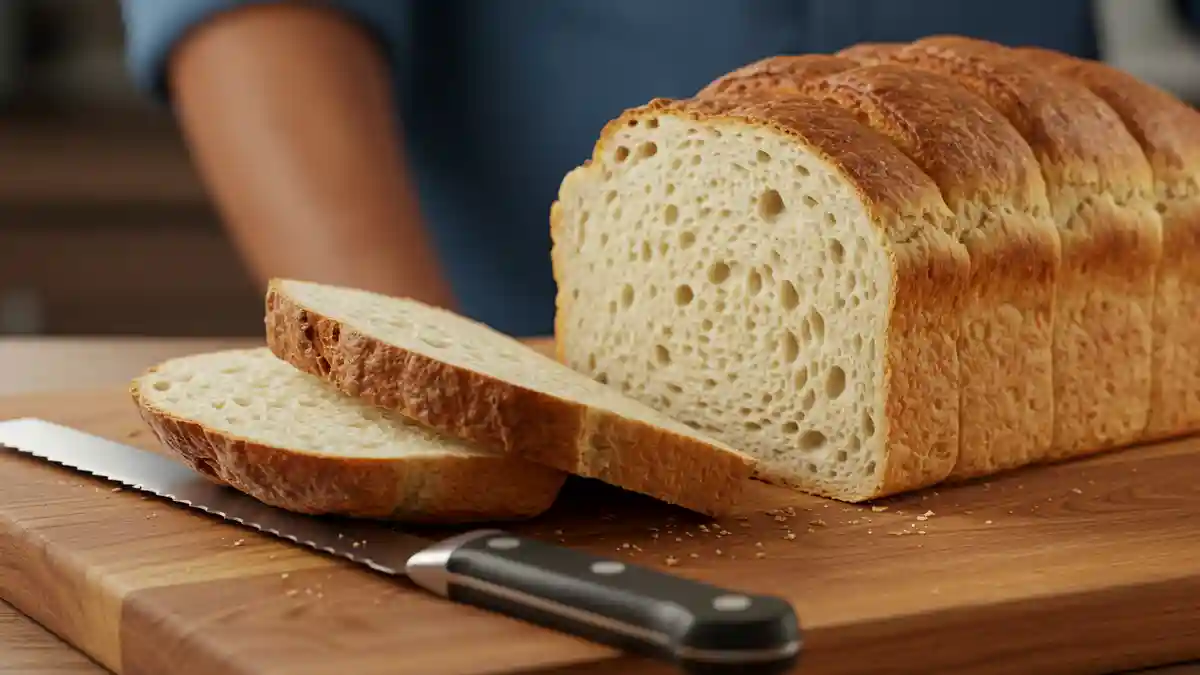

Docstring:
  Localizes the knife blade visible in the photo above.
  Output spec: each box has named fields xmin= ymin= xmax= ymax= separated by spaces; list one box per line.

xmin=0 ymin=418 xmax=802 ymax=674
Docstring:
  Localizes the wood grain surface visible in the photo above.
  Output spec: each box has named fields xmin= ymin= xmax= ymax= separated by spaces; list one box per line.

xmin=0 ymin=339 xmax=1199 ymax=674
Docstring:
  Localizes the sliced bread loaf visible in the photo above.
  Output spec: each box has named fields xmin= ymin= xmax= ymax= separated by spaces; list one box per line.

xmin=263 ymin=278 xmax=756 ymax=516
xmin=551 ymin=96 xmax=970 ymax=501
xmin=839 ymin=35 xmax=1164 ymax=459
xmin=132 ymin=348 xmax=567 ymax=522
xmin=1014 ymin=46 xmax=1200 ymax=443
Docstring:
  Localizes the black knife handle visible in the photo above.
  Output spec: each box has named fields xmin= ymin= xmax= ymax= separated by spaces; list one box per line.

xmin=406 ymin=530 xmax=802 ymax=675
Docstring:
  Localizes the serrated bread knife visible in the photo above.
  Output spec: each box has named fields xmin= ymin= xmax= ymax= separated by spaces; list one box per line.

xmin=0 ymin=418 xmax=802 ymax=674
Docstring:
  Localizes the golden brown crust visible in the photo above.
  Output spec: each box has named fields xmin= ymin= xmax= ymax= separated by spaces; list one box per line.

xmin=1013 ymin=47 xmax=1200 ymax=189
xmin=591 ymin=96 xmax=969 ymax=500
xmin=130 ymin=381 xmax=566 ymax=524
xmin=801 ymin=65 xmax=1048 ymax=214
xmin=695 ymin=54 xmax=858 ymax=100
xmin=839 ymin=34 xmax=1163 ymax=457
xmin=263 ymin=281 xmax=755 ymax=517
xmin=1013 ymin=47 xmax=1200 ymax=441
xmin=797 ymin=64 xmax=1060 ymax=479
xmin=839 ymin=35 xmax=1154 ymax=197
xmin=835 ymin=42 xmax=906 ymax=64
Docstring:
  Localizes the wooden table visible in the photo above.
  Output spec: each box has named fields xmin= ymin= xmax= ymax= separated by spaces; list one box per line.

xmin=1 ymin=336 xmax=1198 ymax=675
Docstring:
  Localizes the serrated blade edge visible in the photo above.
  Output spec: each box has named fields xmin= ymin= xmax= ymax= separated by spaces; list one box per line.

xmin=0 ymin=417 xmax=436 ymax=576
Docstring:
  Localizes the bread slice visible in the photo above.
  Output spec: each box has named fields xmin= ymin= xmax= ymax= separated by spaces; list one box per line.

xmin=802 ymin=65 xmax=1060 ymax=478
xmin=263 ymin=278 xmax=756 ymax=516
xmin=700 ymin=56 xmax=1062 ymax=479
xmin=838 ymin=35 xmax=1164 ymax=459
xmin=132 ymin=348 xmax=567 ymax=523
xmin=551 ymin=96 xmax=970 ymax=502
xmin=1013 ymin=46 xmax=1200 ymax=443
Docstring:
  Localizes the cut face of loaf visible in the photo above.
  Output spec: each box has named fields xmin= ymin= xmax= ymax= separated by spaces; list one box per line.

xmin=264 ymin=278 xmax=756 ymax=517
xmin=551 ymin=97 xmax=970 ymax=502
xmin=132 ymin=348 xmax=567 ymax=523
xmin=1014 ymin=46 xmax=1200 ymax=443
xmin=840 ymin=36 xmax=1164 ymax=458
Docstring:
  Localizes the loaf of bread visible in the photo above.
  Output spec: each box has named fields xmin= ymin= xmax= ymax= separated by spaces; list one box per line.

xmin=552 ymin=36 xmax=1197 ymax=501
xmin=263 ymin=278 xmax=756 ymax=516
xmin=552 ymin=95 xmax=970 ymax=501
xmin=837 ymin=36 xmax=1164 ymax=459
xmin=1012 ymin=47 xmax=1200 ymax=442
xmin=132 ymin=348 xmax=567 ymax=522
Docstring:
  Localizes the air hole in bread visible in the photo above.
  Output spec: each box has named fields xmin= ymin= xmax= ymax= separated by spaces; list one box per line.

xmin=758 ymin=189 xmax=784 ymax=221
xmin=782 ymin=421 xmax=800 ymax=434
xmin=704 ymin=378 xmax=718 ymax=390
xmin=794 ymin=367 xmax=809 ymax=390
xmin=744 ymin=421 xmax=762 ymax=431
xmin=864 ymin=460 xmax=877 ymax=476
xmin=799 ymin=430 xmax=827 ymax=452
xmin=756 ymin=150 xmax=771 ymax=163
xmin=809 ymin=310 xmax=826 ymax=343
xmin=232 ymin=396 xmax=251 ymax=407
xmin=220 ymin=366 xmax=242 ymax=375
xmin=708 ymin=261 xmax=731 ymax=284
xmin=664 ymin=204 xmax=679 ymax=225
xmin=802 ymin=390 xmax=816 ymax=411
xmin=211 ymin=401 xmax=225 ymax=410
xmin=690 ymin=155 xmax=702 ymax=166
xmin=802 ymin=195 xmax=819 ymax=208
xmin=655 ymin=344 xmax=671 ymax=365
xmin=667 ymin=383 xmax=684 ymax=394
xmin=830 ymin=240 xmax=845 ymax=264
xmin=153 ymin=381 xmax=171 ymax=391
xmin=747 ymin=269 xmax=763 ymax=295
xmin=639 ymin=142 xmax=658 ymax=158
xmin=780 ymin=281 xmax=799 ymax=310
xmin=825 ymin=366 xmax=846 ymax=398
xmin=701 ymin=318 xmax=714 ymax=331
xmin=825 ymin=213 xmax=837 ymax=226
xmin=782 ymin=332 xmax=800 ymax=363
xmin=864 ymin=411 xmax=876 ymax=437
xmin=615 ymin=146 xmax=630 ymax=162
xmin=674 ymin=285 xmax=694 ymax=306
xmin=621 ymin=284 xmax=635 ymax=308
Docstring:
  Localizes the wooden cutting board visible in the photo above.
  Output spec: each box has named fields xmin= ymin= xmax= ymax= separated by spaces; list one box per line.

xmin=1 ymin=383 xmax=1199 ymax=675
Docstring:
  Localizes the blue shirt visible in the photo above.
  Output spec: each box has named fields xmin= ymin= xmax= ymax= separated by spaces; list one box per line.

xmin=118 ymin=0 xmax=1188 ymax=336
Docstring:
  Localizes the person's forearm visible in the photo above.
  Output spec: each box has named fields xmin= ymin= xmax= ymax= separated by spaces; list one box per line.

xmin=169 ymin=4 xmax=456 ymax=308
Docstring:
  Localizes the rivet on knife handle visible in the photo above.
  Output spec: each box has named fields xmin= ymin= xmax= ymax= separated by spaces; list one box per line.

xmin=406 ymin=530 xmax=803 ymax=674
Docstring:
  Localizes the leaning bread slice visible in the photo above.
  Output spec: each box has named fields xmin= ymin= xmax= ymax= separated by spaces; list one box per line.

xmin=263 ymin=278 xmax=756 ymax=516
xmin=552 ymin=96 xmax=970 ymax=502
xmin=839 ymin=35 xmax=1164 ymax=459
xmin=1013 ymin=46 xmax=1200 ymax=443
xmin=132 ymin=348 xmax=567 ymax=523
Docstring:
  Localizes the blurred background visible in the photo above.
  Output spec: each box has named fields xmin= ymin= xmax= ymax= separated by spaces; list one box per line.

xmin=0 ymin=0 xmax=1198 ymax=339
xmin=0 ymin=0 xmax=259 ymax=338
